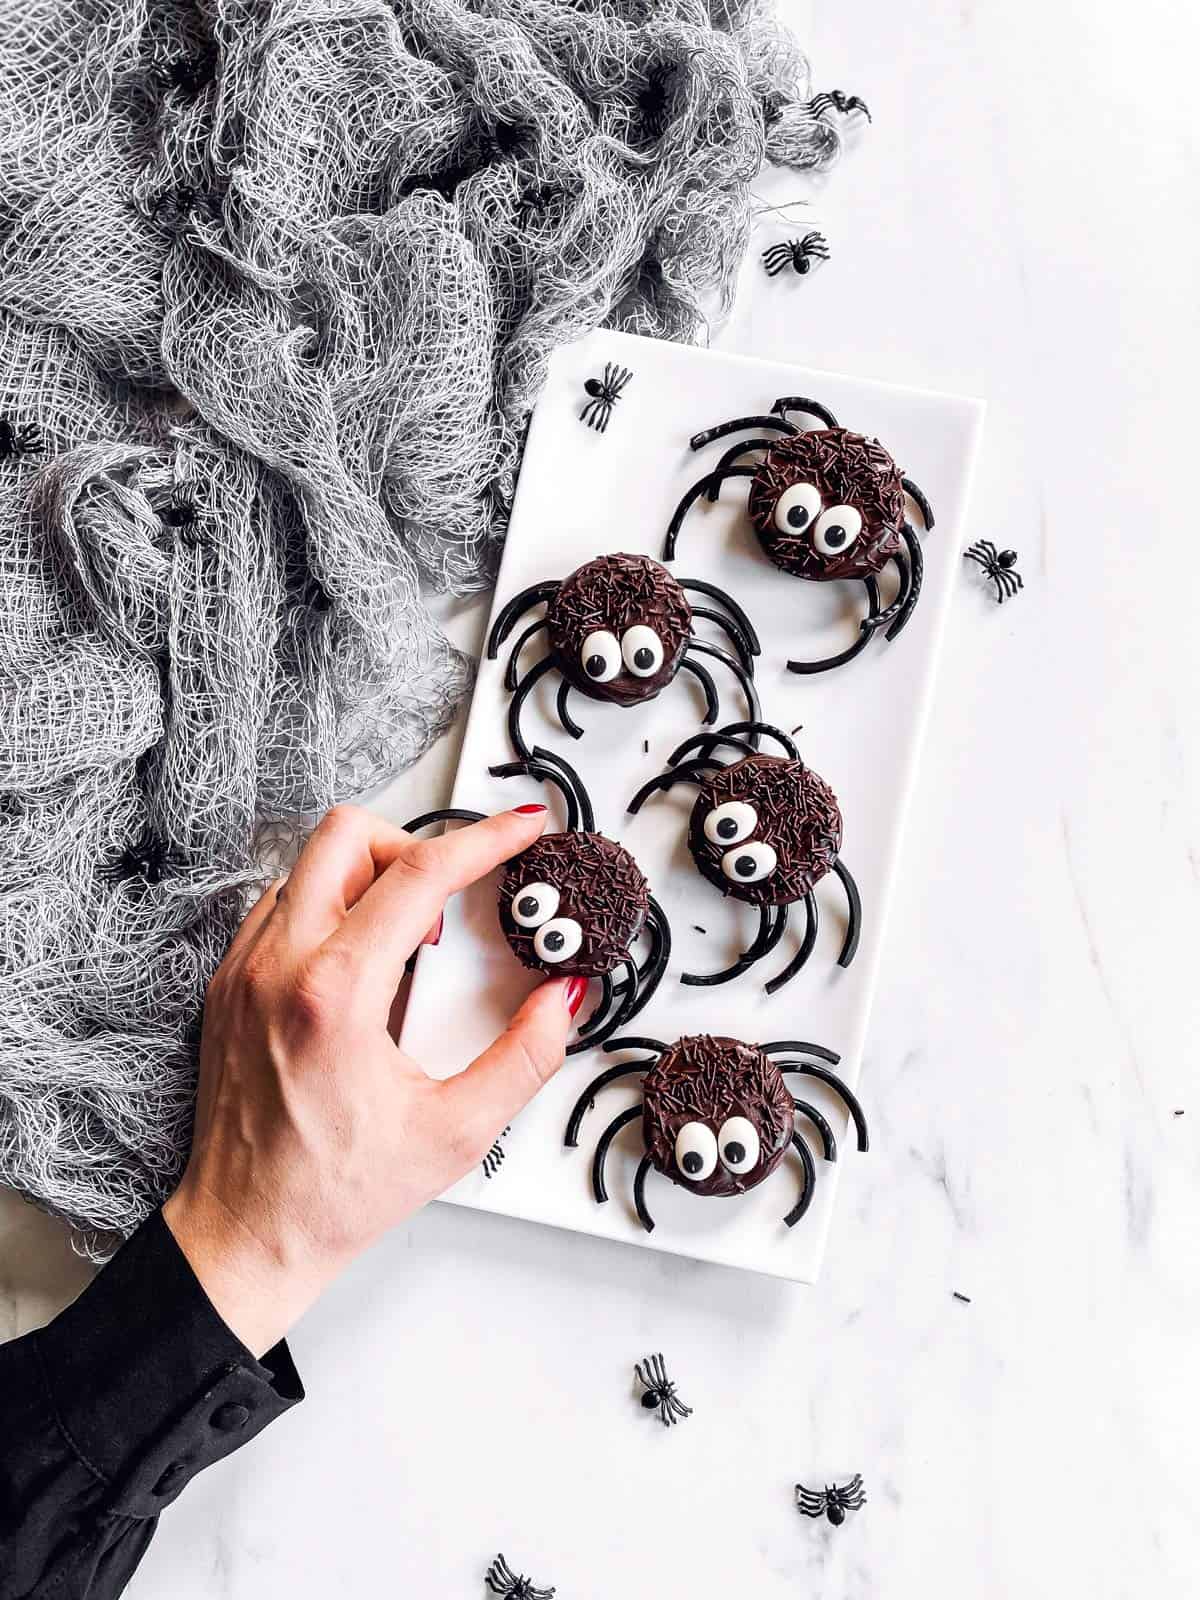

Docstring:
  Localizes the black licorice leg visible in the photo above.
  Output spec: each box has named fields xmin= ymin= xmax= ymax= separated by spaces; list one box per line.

xmin=769 ymin=396 xmax=839 ymax=430
xmin=564 ymin=1061 xmax=650 ymax=1147
xmin=688 ymin=605 xmax=755 ymax=670
xmin=776 ymin=1062 xmax=869 ymax=1152
xmin=567 ymin=957 xmax=639 ymax=1056
xmin=663 ymin=465 xmax=757 ymax=561
xmin=702 ymin=439 xmax=778 ymax=501
xmin=402 ymin=807 xmax=487 ymax=831
xmin=502 ymin=618 xmax=549 ymax=690
xmin=902 ymin=476 xmax=935 ymax=531
xmin=782 ymin=1132 xmax=818 ymax=1227
xmin=885 ymin=524 xmax=924 ymax=642
xmin=681 ymin=904 xmax=775 ymax=988
xmin=792 ymin=1099 xmax=837 ymax=1162
xmin=763 ymin=891 xmax=817 ymax=995
xmin=759 ymin=1039 xmax=842 ymax=1066
xmin=787 ymin=577 xmax=883 ymax=675
xmin=592 ymin=1104 xmax=643 ymax=1203
xmin=575 ymin=970 xmax=613 ymax=1037
xmin=633 ymin=1155 xmax=655 ymax=1232
xmin=486 ymin=582 xmax=558 ymax=658
xmin=678 ymin=654 xmax=719 ymax=725
xmin=507 ymin=654 xmax=555 ymax=760
xmin=630 ymin=897 xmax=672 ymax=1015
xmin=689 ymin=416 xmax=799 ymax=450
xmin=684 ymin=637 xmax=760 ymax=731
xmin=556 ymin=678 xmax=584 ymax=739
xmin=627 ymin=759 xmax=717 ymax=814
xmin=677 ymin=579 xmax=762 ymax=655
xmin=832 ymin=859 xmax=862 ymax=967
xmin=860 ymin=549 xmax=911 ymax=636
xmin=529 ymin=746 xmax=595 ymax=831
xmin=604 ymin=1036 xmax=668 ymax=1056
xmin=488 ymin=757 xmax=579 ymax=833
xmin=670 ymin=721 xmax=799 ymax=767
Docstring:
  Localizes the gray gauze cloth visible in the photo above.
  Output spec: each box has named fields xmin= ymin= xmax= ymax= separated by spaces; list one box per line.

xmin=0 ymin=0 xmax=855 ymax=1251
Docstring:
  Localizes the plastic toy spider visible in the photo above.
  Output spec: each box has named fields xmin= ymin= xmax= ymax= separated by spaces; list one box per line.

xmin=403 ymin=750 xmax=670 ymax=1054
xmin=158 ymin=484 xmax=199 ymax=530
xmin=485 ymin=1553 xmax=555 ymax=1599
xmin=579 ymin=362 xmax=632 ymax=433
xmin=628 ymin=720 xmax=860 ymax=992
xmin=761 ymin=233 xmax=830 ymax=277
xmin=964 ymin=540 xmax=1023 ymax=603
xmin=0 ymin=417 xmax=43 ymax=461
xmin=635 ymin=1352 xmax=692 ymax=1426
xmin=664 ymin=395 xmax=935 ymax=674
xmin=482 ymin=1127 xmax=510 ymax=1178
xmin=566 ymin=1034 xmax=868 ymax=1233
xmin=488 ymin=552 xmax=761 ymax=760
xmin=797 ymin=1474 xmax=867 ymax=1525
xmin=100 ymin=829 xmax=184 ymax=886
xmin=806 ymin=90 xmax=872 ymax=122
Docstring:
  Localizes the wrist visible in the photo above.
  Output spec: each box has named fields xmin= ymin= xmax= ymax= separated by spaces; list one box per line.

xmin=163 ymin=1183 xmax=333 ymax=1358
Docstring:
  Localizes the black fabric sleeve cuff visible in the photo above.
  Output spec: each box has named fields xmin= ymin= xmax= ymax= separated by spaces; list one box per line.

xmin=34 ymin=1209 xmax=303 ymax=1518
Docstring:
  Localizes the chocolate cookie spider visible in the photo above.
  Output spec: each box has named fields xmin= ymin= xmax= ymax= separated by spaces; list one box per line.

xmin=628 ymin=721 xmax=860 ymax=992
xmin=486 ymin=553 xmax=761 ymax=760
xmin=565 ymin=1034 xmax=868 ymax=1232
xmin=403 ymin=751 xmax=670 ymax=1053
xmin=663 ymin=396 xmax=934 ymax=674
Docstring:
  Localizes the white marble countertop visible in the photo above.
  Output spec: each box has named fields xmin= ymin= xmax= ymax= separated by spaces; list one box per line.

xmin=3 ymin=0 xmax=1198 ymax=1594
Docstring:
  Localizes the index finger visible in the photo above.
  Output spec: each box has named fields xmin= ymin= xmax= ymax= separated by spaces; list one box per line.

xmin=316 ymin=804 xmax=548 ymax=995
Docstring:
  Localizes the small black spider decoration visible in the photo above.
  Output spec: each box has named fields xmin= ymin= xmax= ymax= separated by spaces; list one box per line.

xmin=100 ymin=829 xmax=183 ymax=887
xmin=403 ymin=750 xmax=670 ymax=1054
xmin=964 ymin=540 xmax=1023 ymax=604
xmin=806 ymin=90 xmax=872 ymax=123
xmin=796 ymin=1474 xmax=867 ymax=1525
xmin=579 ymin=362 xmax=632 ymax=434
xmin=485 ymin=1553 xmax=555 ymax=1599
xmin=664 ymin=395 xmax=934 ymax=674
xmin=634 ymin=1352 xmax=692 ymax=1426
xmin=629 ymin=721 xmax=860 ymax=991
xmin=482 ymin=1126 xmax=510 ymax=1178
xmin=637 ymin=60 xmax=679 ymax=141
xmin=566 ymin=1034 xmax=868 ymax=1233
xmin=151 ymin=42 xmax=218 ymax=97
xmin=488 ymin=552 xmax=760 ymax=760
xmin=0 ymin=417 xmax=43 ymax=462
xmin=761 ymin=233 xmax=830 ymax=278
xmin=158 ymin=484 xmax=199 ymax=531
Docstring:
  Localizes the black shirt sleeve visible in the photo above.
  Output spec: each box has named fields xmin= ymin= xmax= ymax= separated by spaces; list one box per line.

xmin=0 ymin=1210 xmax=303 ymax=1600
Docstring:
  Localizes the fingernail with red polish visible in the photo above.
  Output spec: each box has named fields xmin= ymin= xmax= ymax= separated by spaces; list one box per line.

xmin=564 ymin=976 xmax=589 ymax=1017
xmin=426 ymin=912 xmax=444 ymax=947
xmin=513 ymin=803 xmax=547 ymax=815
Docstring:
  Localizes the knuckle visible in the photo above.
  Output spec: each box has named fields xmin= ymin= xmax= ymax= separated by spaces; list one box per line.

xmin=318 ymin=803 xmax=367 ymax=840
xmin=399 ymin=835 xmax=449 ymax=882
xmin=239 ymin=948 xmax=279 ymax=1002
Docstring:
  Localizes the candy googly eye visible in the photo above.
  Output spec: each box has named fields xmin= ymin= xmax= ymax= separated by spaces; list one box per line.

xmin=511 ymin=882 xmax=560 ymax=928
xmin=813 ymin=504 xmax=863 ymax=556
xmin=772 ymin=481 xmax=822 ymax=536
xmin=721 ymin=840 xmax=778 ymax=884
xmin=674 ymin=1121 xmax=718 ymax=1181
xmin=534 ymin=916 xmax=583 ymax=963
xmin=621 ymin=624 xmax=664 ymax=678
xmin=703 ymin=800 xmax=757 ymax=847
xmin=718 ymin=1116 xmax=761 ymax=1174
xmin=581 ymin=630 xmax=621 ymax=682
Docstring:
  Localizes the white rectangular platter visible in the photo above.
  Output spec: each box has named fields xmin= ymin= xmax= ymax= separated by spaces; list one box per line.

xmin=399 ymin=327 xmax=983 ymax=1283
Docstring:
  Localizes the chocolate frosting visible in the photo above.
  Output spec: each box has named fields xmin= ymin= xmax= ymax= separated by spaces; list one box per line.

xmin=546 ymin=552 xmax=692 ymax=704
xmin=498 ymin=830 xmax=650 ymax=977
xmin=746 ymin=427 xmax=905 ymax=580
xmin=688 ymin=753 xmax=842 ymax=907
xmin=642 ymin=1035 xmax=794 ymax=1196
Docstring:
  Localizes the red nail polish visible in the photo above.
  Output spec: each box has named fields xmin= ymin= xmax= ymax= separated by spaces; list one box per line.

xmin=513 ymin=803 xmax=548 ymax=815
xmin=428 ymin=912 xmax=443 ymax=947
xmin=564 ymin=976 xmax=589 ymax=1017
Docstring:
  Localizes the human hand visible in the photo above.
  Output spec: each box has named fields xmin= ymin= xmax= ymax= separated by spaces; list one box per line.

xmin=163 ymin=803 xmax=584 ymax=1356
